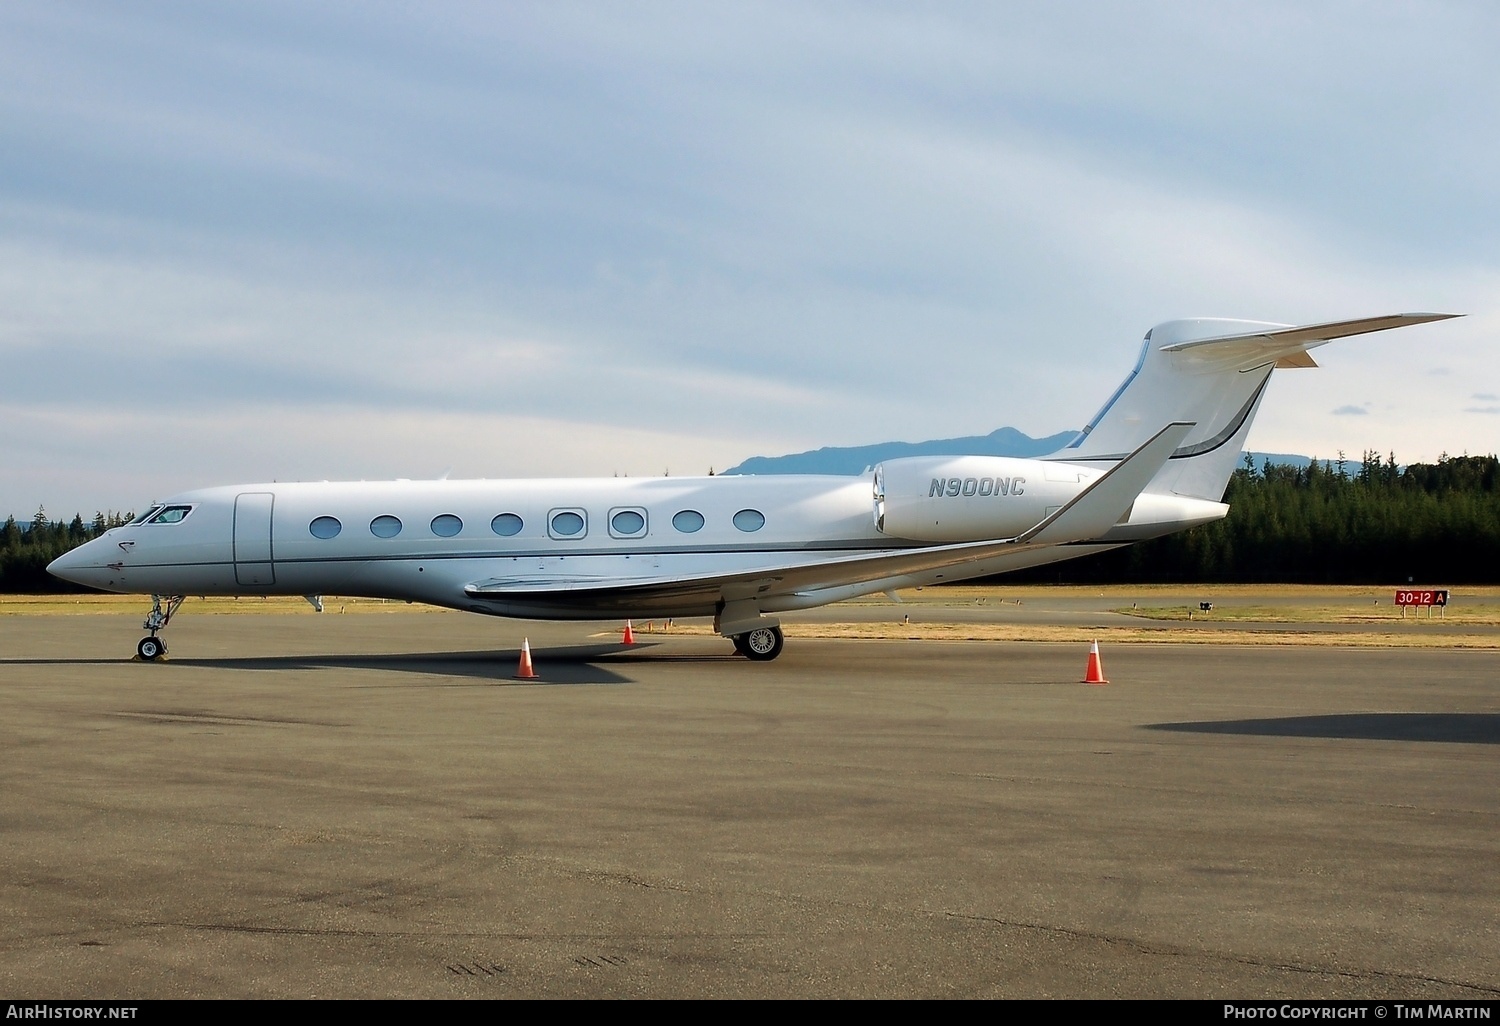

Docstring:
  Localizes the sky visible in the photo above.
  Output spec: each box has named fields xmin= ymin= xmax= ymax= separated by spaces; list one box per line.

xmin=3 ymin=1 xmax=1496 ymax=520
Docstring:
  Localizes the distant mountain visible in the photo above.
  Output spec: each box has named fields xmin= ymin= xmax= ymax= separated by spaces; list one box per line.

xmin=723 ymin=428 xmax=1079 ymax=476
xmin=723 ymin=429 xmax=1313 ymax=477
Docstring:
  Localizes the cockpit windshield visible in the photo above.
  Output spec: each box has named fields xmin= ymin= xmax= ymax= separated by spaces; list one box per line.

xmin=146 ymin=505 xmax=193 ymax=525
xmin=131 ymin=505 xmax=164 ymax=525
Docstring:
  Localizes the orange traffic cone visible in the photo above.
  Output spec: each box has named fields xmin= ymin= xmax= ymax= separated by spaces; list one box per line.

xmin=1082 ymin=639 xmax=1109 ymax=685
xmin=622 ymin=620 xmax=636 ymax=645
xmin=514 ymin=638 xmax=539 ymax=680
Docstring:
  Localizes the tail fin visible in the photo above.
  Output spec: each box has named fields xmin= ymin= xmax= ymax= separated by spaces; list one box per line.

xmin=1051 ymin=314 xmax=1459 ymax=501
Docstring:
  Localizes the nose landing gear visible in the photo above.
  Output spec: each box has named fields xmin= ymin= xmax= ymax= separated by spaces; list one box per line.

xmin=136 ymin=594 xmax=185 ymax=661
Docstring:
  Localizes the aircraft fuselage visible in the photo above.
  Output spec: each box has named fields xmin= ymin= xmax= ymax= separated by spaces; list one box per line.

xmin=53 ymin=468 xmax=1134 ymax=620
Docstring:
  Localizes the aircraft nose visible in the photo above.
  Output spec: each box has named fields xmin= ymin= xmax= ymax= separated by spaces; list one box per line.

xmin=47 ymin=538 xmax=108 ymax=587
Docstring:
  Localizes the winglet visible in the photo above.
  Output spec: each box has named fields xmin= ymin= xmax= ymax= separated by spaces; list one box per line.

xmin=1021 ymin=422 xmax=1194 ymax=545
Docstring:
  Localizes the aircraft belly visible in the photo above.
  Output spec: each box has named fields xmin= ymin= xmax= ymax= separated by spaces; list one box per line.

xmin=267 ymin=559 xmax=368 ymax=596
xmin=467 ymin=596 xmax=722 ymax=621
xmin=313 ymin=553 xmax=732 ymax=618
xmin=121 ymin=564 xmax=241 ymax=595
xmin=460 ymin=548 xmax=877 ymax=619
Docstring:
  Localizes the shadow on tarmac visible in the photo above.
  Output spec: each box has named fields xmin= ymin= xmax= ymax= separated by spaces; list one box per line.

xmin=0 ymin=641 xmax=759 ymax=687
xmin=1147 ymin=713 xmax=1500 ymax=745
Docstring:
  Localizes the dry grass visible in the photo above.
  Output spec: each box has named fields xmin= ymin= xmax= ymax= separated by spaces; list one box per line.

xmin=0 ymin=594 xmax=450 ymax=616
xmin=608 ymin=620 xmax=1499 ymax=649
xmin=1118 ymin=604 xmax=1500 ymax=625
xmin=865 ymin=583 xmax=1500 ymax=604
xmin=776 ymin=622 xmax=1500 ymax=649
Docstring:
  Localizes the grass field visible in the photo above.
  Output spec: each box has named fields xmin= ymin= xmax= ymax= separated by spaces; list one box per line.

xmin=1119 ymin=604 xmax=1499 ymax=625
xmin=0 ymin=594 xmax=446 ymax=616
xmin=856 ymin=583 xmax=1500 ymax=604
xmin=773 ymin=622 xmax=1500 ymax=648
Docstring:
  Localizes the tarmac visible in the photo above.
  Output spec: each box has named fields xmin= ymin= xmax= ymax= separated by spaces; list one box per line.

xmin=1 ymin=609 xmax=1497 ymax=998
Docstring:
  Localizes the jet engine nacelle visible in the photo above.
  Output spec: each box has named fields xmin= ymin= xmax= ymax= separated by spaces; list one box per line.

xmin=873 ymin=455 xmax=1099 ymax=543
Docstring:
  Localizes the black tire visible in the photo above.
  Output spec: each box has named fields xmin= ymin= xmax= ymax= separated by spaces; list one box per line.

xmin=137 ymin=636 xmax=164 ymax=660
xmin=741 ymin=626 xmax=783 ymax=662
xmin=731 ymin=634 xmax=750 ymax=656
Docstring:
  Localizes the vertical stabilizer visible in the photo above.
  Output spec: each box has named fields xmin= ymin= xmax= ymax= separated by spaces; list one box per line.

xmin=1050 ymin=314 xmax=1459 ymax=501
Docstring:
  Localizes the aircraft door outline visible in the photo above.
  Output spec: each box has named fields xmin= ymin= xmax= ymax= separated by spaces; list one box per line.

xmin=234 ymin=492 xmax=276 ymax=587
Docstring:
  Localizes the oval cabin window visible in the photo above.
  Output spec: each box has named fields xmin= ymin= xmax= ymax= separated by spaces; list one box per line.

xmin=732 ymin=509 xmax=765 ymax=533
xmin=610 ymin=509 xmax=646 ymax=536
xmin=550 ymin=511 xmax=585 ymax=537
xmin=431 ymin=514 xmax=463 ymax=537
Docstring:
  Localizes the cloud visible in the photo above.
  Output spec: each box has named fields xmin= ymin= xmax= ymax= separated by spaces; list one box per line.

xmin=1331 ymin=405 xmax=1369 ymax=416
xmin=1472 ymin=392 xmax=1498 ymax=401
xmin=0 ymin=399 xmax=775 ymax=517
xmin=2 ymin=2 xmax=1498 ymax=517
xmin=1464 ymin=406 xmax=1500 ymax=415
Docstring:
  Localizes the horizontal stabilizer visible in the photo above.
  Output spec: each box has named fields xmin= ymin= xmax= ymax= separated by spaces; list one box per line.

xmin=1158 ymin=313 xmax=1459 ymax=369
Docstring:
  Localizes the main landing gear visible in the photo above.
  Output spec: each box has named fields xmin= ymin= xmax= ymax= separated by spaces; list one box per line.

xmin=717 ymin=600 xmax=785 ymax=662
xmin=731 ymin=625 xmax=784 ymax=662
xmin=136 ymin=594 xmax=185 ymax=661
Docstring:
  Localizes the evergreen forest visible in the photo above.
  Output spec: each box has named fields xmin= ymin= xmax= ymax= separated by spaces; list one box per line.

xmin=1006 ymin=452 xmax=1500 ymax=585
xmin=1 ymin=509 xmax=136 ymax=593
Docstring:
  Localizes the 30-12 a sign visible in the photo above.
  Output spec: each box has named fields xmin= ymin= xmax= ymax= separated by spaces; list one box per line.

xmin=1395 ymin=589 xmax=1448 ymax=607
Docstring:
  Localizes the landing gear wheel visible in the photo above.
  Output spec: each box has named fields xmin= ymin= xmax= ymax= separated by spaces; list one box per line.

xmin=136 ymin=595 xmax=186 ymax=661
xmin=741 ymin=625 xmax=784 ymax=662
xmin=731 ymin=634 xmax=750 ymax=656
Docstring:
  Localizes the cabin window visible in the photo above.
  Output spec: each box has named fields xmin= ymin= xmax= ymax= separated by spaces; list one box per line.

xmin=491 ymin=513 xmax=523 ymax=537
xmin=732 ymin=509 xmax=766 ymax=533
xmin=309 ymin=516 xmax=342 ymax=540
xmin=548 ymin=509 xmax=586 ymax=539
xmin=672 ymin=510 xmax=705 ymax=533
xmin=370 ymin=515 xmax=403 ymax=539
xmin=147 ymin=505 xmax=193 ymax=524
xmin=609 ymin=508 xmax=647 ymax=538
xmin=431 ymin=514 xmax=463 ymax=537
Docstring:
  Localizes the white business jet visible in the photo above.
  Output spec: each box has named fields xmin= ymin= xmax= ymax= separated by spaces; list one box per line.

xmin=49 ymin=314 xmax=1455 ymax=661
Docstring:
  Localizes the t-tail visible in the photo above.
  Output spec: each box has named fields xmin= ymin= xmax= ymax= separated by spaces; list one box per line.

xmin=1050 ymin=314 xmax=1461 ymax=501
